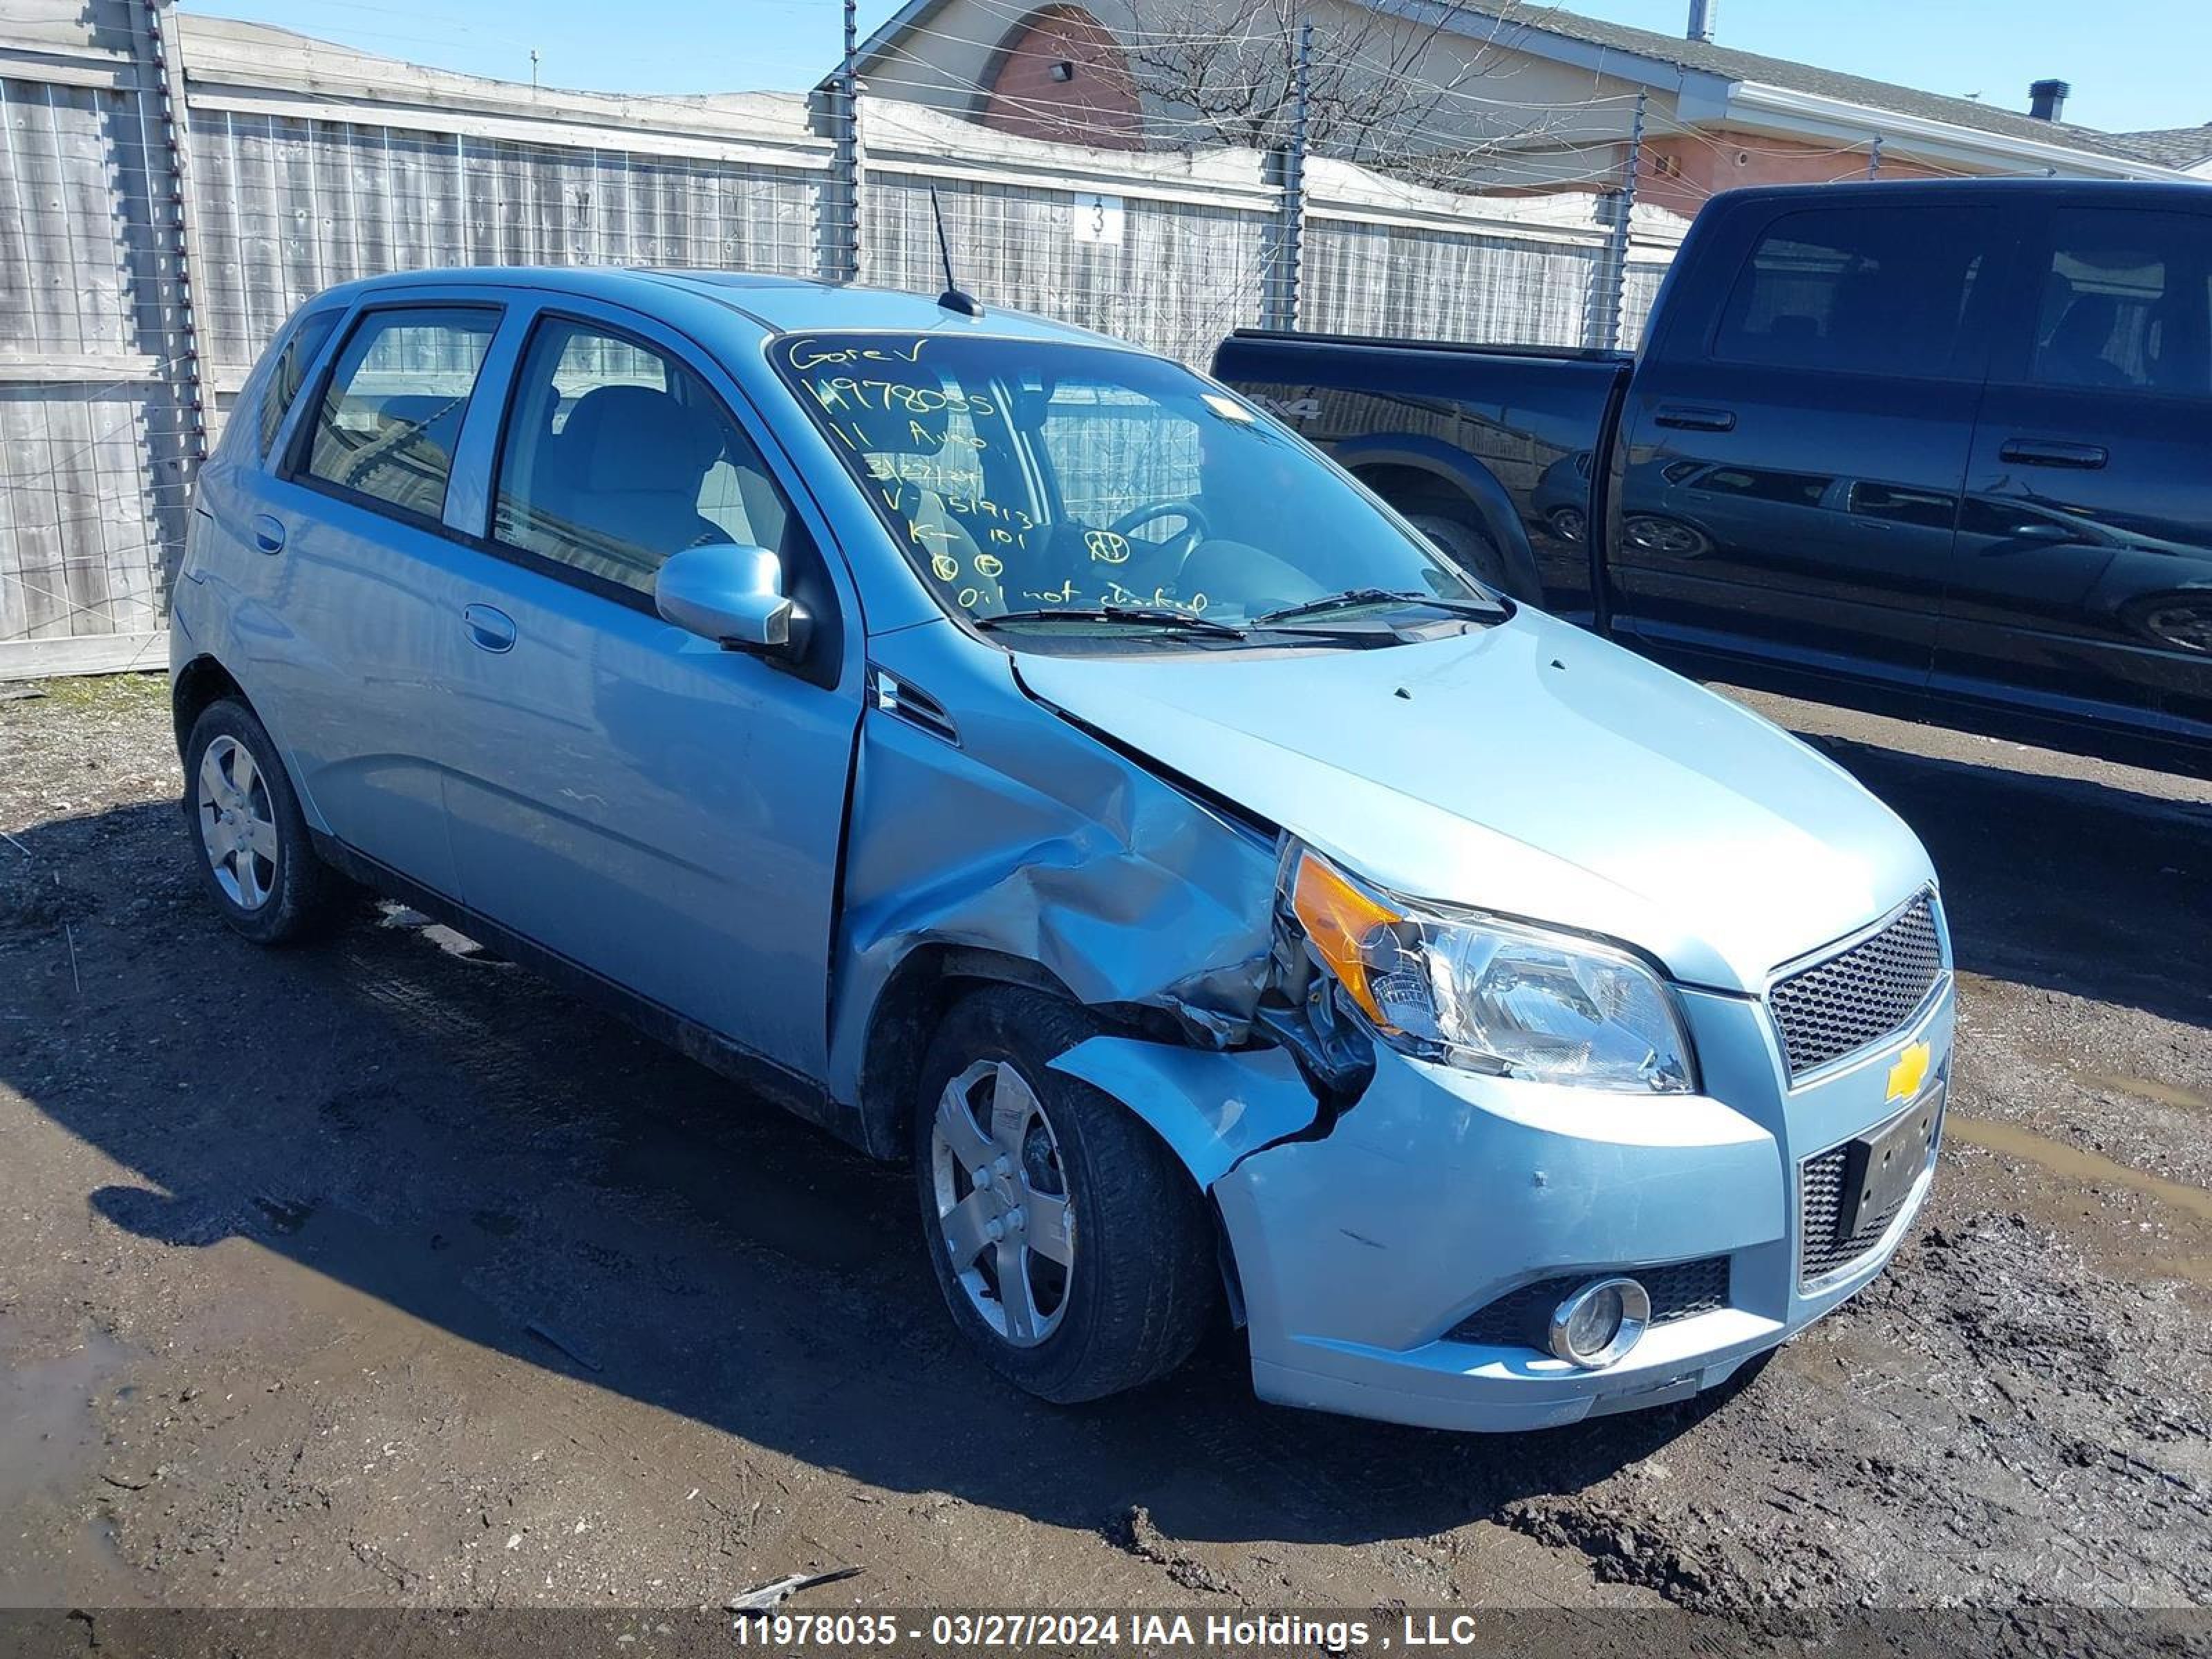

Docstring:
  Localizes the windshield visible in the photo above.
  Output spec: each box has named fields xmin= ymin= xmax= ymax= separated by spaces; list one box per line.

xmin=767 ymin=332 xmax=1489 ymax=634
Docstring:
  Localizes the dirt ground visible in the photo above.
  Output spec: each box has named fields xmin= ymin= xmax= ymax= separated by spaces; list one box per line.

xmin=1 ymin=671 xmax=2209 ymax=1618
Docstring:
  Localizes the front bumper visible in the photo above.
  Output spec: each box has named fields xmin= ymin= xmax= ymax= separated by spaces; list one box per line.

xmin=1211 ymin=980 xmax=1953 ymax=1432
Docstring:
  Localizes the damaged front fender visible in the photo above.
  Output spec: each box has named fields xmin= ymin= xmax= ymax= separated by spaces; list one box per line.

xmin=826 ymin=625 xmax=1300 ymax=1151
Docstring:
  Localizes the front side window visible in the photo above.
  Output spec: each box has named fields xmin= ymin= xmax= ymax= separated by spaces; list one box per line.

xmin=259 ymin=310 xmax=339 ymax=458
xmin=769 ymin=332 xmax=1485 ymax=635
xmin=2030 ymin=208 xmax=2212 ymax=395
xmin=494 ymin=319 xmax=798 ymax=598
xmin=303 ymin=308 xmax=496 ymax=519
xmin=1714 ymin=207 xmax=1990 ymax=379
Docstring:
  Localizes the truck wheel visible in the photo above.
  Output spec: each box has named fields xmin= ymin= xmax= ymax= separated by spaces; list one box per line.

xmin=182 ymin=698 xmax=343 ymax=946
xmin=1406 ymin=512 xmax=1512 ymax=595
xmin=912 ymin=986 xmax=1219 ymax=1403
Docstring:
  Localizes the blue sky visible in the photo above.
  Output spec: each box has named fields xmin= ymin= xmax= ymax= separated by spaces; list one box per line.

xmin=178 ymin=0 xmax=2203 ymax=134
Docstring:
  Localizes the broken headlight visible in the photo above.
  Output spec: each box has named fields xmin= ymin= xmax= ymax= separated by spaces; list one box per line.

xmin=1282 ymin=845 xmax=1696 ymax=1094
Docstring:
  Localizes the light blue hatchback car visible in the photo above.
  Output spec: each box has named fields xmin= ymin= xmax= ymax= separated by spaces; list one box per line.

xmin=171 ymin=268 xmax=1955 ymax=1430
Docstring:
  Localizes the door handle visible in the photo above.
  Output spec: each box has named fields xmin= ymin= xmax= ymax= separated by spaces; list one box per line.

xmin=462 ymin=603 xmax=517 ymax=654
xmin=1998 ymin=438 xmax=2108 ymax=469
xmin=250 ymin=514 xmax=286 ymax=554
xmin=1653 ymin=405 xmax=1736 ymax=433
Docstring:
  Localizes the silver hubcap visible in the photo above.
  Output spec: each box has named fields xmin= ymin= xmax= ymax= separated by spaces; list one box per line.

xmin=930 ymin=1059 xmax=1075 ymax=1348
xmin=196 ymin=735 xmax=277 ymax=910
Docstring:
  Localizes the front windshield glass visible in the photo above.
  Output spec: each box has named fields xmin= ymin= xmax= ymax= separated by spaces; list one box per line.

xmin=767 ymin=332 xmax=1489 ymax=632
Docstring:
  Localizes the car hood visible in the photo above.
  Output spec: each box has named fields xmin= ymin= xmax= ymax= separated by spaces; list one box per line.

xmin=1013 ymin=611 xmax=1935 ymax=993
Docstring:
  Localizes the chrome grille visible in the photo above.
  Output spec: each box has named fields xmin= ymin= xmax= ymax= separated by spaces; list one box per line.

xmin=1446 ymin=1256 xmax=1731 ymax=1349
xmin=1768 ymin=894 xmax=1944 ymax=1081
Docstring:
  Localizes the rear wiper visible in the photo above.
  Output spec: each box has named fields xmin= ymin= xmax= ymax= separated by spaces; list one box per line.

xmin=1252 ymin=588 xmax=1508 ymax=626
xmin=975 ymin=604 xmax=1247 ymax=637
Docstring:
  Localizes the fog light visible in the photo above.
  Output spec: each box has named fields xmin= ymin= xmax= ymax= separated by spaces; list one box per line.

xmin=1548 ymin=1276 xmax=1650 ymax=1369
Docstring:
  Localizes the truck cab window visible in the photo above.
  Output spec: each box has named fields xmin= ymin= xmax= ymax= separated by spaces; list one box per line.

xmin=1714 ymin=207 xmax=1990 ymax=379
xmin=2030 ymin=209 xmax=2212 ymax=396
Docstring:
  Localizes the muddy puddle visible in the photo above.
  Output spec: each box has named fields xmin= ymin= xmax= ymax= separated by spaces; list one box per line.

xmin=0 ymin=1326 xmax=142 ymax=1605
xmin=1949 ymin=1114 xmax=2212 ymax=1286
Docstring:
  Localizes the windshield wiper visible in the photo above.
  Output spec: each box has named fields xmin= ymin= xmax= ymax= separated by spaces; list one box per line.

xmin=975 ymin=605 xmax=1247 ymax=637
xmin=1252 ymin=588 xmax=1509 ymax=626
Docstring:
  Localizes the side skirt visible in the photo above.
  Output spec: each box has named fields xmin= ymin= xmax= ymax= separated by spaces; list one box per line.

xmin=310 ymin=832 xmax=872 ymax=1154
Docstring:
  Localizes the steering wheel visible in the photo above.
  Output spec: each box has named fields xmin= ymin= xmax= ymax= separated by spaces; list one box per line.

xmin=1104 ymin=501 xmax=1210 ymax=573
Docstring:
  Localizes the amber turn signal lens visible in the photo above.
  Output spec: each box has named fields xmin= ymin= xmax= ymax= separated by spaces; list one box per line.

xmin=1289 ymin=850 xmax=1403 ymax=1027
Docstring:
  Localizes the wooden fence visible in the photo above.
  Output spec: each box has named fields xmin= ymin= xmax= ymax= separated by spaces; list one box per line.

xmin=0 ymin=2 xmax=1684 ymax=679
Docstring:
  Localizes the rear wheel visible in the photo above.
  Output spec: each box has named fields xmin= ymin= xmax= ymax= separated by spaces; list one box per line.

xmin=182 ymin=698 xmax=342 ymax=946
xmin=913 ymin=987 xmax=1219 ymax=1403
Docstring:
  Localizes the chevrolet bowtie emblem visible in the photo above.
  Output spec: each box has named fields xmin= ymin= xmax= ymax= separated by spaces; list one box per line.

xmin=1886 ymin=1040 xmax=1932 ymax=1103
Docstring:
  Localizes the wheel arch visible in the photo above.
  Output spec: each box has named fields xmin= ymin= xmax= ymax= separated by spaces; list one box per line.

xmin=853 ymin=943 xmax=1085 ymax=1161
xmin=1336 ymin=438 xmax=1546 ymax=600
xmin=171 ymin=653 xmax=250 ymax=761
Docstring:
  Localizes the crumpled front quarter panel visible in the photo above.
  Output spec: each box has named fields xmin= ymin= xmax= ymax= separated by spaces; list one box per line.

xmin=827 ymin=626 xmax=1284 ymax=1105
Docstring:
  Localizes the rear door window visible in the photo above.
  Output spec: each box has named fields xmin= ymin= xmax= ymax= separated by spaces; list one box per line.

xmin=301 ymin=307 xmax=498 ymax=521
xmin=2027 ymin=207 xmax=2212 ymax=395
xmin=1713 ymin=207 xmax=1994 ymax=379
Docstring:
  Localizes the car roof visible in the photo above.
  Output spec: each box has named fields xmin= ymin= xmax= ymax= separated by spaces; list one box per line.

xmin=306 ymin=265 xmax=1123 ymax=350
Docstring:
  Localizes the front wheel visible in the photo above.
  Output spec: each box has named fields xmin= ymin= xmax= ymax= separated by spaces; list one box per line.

xmin=913 ymin=987 xmax=1219 ymax=1403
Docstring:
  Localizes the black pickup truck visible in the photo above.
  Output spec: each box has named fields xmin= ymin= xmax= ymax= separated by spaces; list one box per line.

xmin=1215 ymin=178 xmax=2212 ymax=778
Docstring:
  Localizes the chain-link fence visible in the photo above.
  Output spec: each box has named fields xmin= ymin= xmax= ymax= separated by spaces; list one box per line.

xmin=0 ymin=1 xmax=1687 ymax=678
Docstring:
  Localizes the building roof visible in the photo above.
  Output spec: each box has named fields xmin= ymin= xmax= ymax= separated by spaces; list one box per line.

xmin=852 ymin=0 xmax=2187 ymax=175
xmin=2106 ymin=124 xmax=2212 ymax=169
xmin=1446 ymin=2 xmax=2155 ymax=162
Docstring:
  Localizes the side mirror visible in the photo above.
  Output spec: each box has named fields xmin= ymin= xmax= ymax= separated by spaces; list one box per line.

xmin=655 ymin=543 xmax=803 ymax=654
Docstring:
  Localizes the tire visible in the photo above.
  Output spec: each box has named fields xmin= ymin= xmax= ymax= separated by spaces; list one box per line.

xmin=181 ymin=697 xmax=344 ymax=946
xmin=912 ymin=986 xmax=1219 ymax=1404
xmin=1405 ymin=512 xmax=1512 ymax=594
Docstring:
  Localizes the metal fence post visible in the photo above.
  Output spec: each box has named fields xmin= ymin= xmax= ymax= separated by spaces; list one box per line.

xmin=1585 ymin=88 xmax=1644 ymax=352
xmin=1263 ymin=21 xmax=1311 ymax=332
xmin=146 ymin=0 xmax=208 ymax=474
xmin=821 ymin=0 xmax=862 ymax=284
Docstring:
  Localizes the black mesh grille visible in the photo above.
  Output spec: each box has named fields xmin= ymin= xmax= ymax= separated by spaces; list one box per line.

xmin=1799 ymin=1140 xmax=1917 ymax=1285
xmin=1769 ymin=894 xmax=1944 ymax=1081
xmin=1445 ymin=1256 xmax=1731 ymax=1349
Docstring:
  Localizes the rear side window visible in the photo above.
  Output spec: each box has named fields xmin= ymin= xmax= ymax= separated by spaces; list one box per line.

xmin=2030 ymin=208 xmax=2212 ymax=396
xmin=492 ymin=318 xmax=800 ymax=599
xmin=1713 ymin=207 xmax=1991 ymax=379
xmin=259 ymin=311 xmax=338 ymax=458
xmin=303 ymin=308 xmax=497 ymax=520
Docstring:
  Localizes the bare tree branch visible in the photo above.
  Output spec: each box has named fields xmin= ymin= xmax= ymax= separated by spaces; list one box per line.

xmin=1119 ymin=0 xmax=1579 ymax=188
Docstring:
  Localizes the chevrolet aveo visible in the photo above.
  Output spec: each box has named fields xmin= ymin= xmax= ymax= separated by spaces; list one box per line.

xmin=171 ymin=269 xmax=1954 ymax=1430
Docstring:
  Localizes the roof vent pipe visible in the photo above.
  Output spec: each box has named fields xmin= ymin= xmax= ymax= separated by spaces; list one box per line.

xmin=2029 ymin=79 xmax=2070 ymax=121
xmin=1687 ymin=0 xmax=1717 ymax=42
